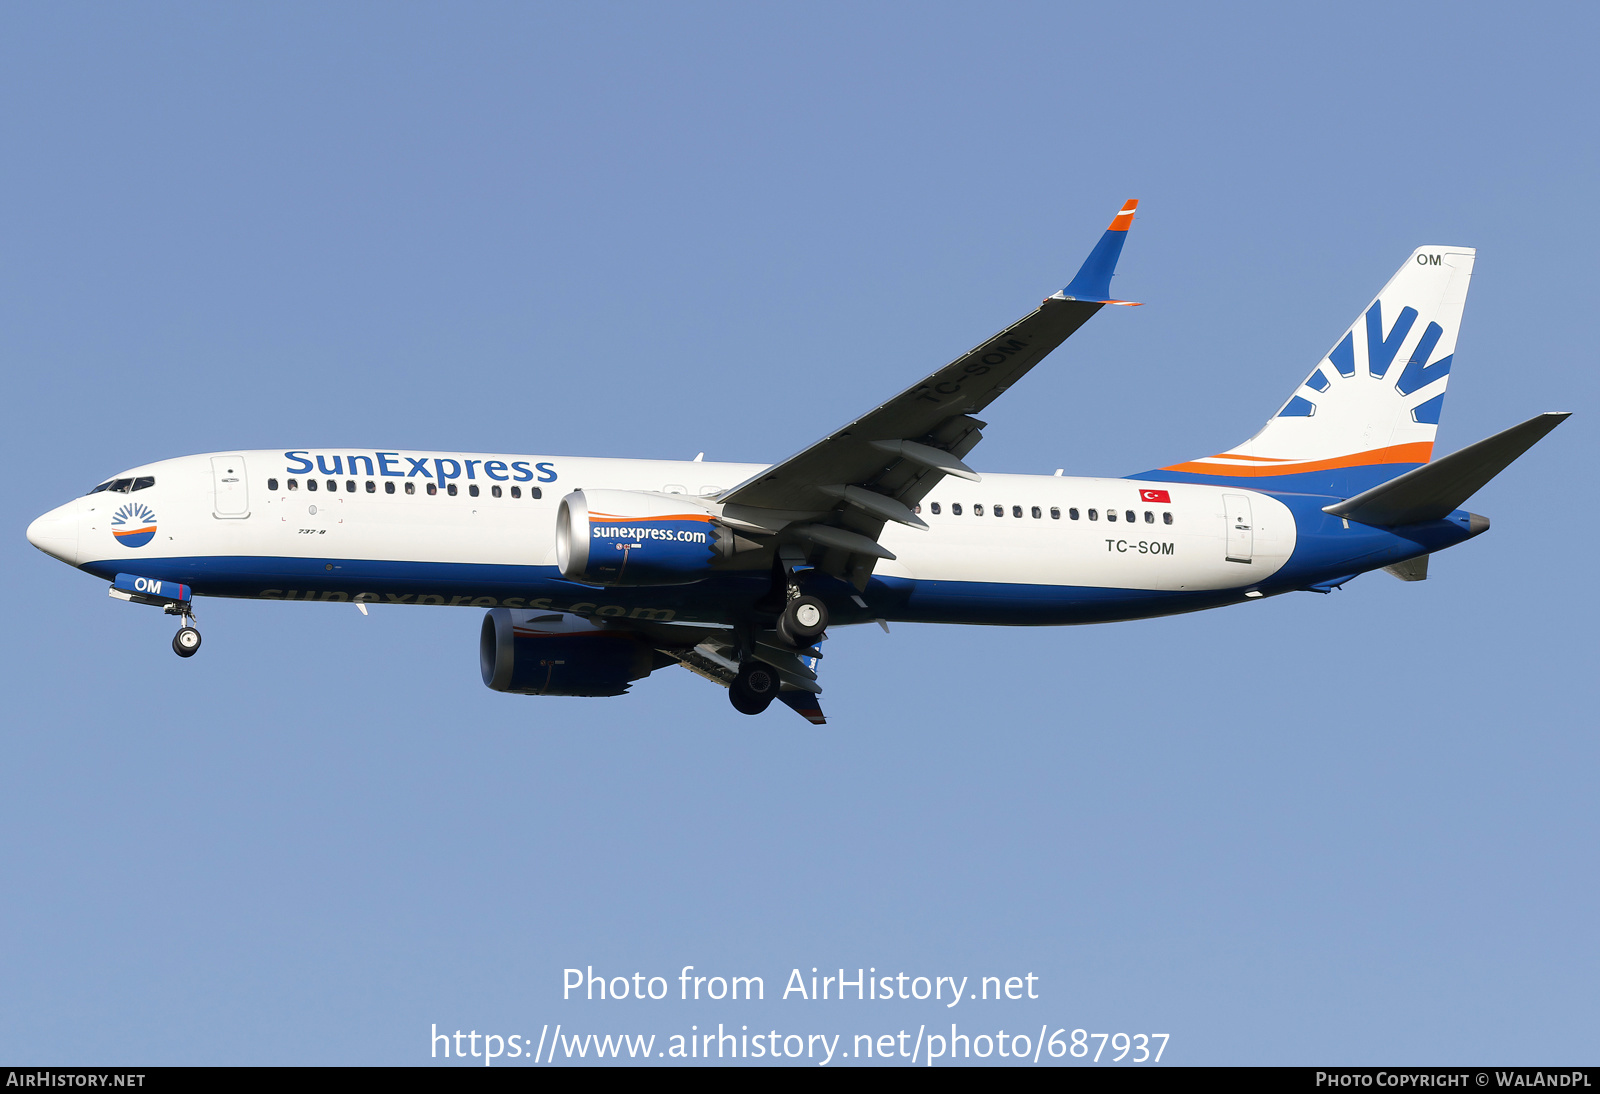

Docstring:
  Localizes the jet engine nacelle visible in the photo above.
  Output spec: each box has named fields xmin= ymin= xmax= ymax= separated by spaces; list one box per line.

xmin=555 ymin=488 xmax=731 ymax=586
xmin=479 ymin=608 xmax=656 ymax=697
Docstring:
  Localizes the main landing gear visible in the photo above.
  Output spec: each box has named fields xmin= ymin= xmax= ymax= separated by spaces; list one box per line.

xmin=727 ymin=596 xmax=831 ymax=718
xmin=729 ymin=661 xmax=779 ymax=716
xmin=777 ymin=594 xmax=828 ymax=649
xmin=727 ymin=550 xmax=833 ymax=716
xmin=772 ymin=546 xmax=830 ymax=650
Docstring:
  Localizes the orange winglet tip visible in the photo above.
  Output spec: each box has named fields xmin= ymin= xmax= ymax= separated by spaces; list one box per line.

xmin=1107 ymin=199 xmax=1138 ymax=232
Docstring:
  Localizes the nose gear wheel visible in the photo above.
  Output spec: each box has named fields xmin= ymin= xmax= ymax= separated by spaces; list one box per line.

xmin=172 ymin=626 xmax=202 ymax=658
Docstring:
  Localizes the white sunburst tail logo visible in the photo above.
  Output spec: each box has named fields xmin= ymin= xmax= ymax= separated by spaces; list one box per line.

xmin=1159 ymin=246 xmax=1476 ymax=490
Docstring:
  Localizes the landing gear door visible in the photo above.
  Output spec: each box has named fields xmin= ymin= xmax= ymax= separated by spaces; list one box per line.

xmin=1223 ymin=494 xmax=1253 ymax=564
xmin=211 ymin=456 xmax=250 ymax=518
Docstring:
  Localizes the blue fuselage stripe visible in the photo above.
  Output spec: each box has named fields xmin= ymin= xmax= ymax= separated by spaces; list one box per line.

xmin=78 ymin=555 xmax=1256 ymax=627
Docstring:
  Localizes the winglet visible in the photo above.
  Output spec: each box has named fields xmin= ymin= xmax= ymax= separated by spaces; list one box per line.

xmin=1052 ymin=199 xmax=1142 ymax=305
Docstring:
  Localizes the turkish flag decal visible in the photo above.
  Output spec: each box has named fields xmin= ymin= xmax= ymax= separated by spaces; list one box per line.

xmin=1139 ymin=489 xmax=1172 ymax=503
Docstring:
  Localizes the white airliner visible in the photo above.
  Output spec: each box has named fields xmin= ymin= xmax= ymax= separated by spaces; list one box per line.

xmin=26 ymin=201 xmax=1567 ymax=722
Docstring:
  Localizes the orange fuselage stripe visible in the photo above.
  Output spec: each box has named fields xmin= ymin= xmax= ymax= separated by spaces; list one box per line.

xmin=588 ymin=512 xmax=713 ymax=522
xmin=1162 ymin=441 xmax=1434 ymax=477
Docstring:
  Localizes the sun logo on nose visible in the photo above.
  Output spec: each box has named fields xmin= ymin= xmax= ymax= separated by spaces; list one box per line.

xmin=111 ymin=502 xmax=157 ymax=548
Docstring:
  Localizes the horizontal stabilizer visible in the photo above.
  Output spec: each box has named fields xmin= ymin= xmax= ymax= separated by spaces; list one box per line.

xmin=1383 ymin=556 xmax=1429 ymax=581
xmin=1324 ymin=412 xmax=1569 ymax=526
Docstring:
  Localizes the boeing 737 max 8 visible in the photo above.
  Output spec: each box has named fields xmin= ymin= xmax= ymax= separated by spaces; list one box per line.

xmin=25 ymin=201 xmax=1568 ymax=722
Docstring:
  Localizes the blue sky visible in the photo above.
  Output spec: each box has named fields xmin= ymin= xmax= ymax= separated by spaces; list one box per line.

xmin=2 ymin=1 xmax=1595 ymax=1066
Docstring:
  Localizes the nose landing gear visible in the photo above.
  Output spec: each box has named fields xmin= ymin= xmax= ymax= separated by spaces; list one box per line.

xmin=107 ymin=573 xmax=204 ymax=659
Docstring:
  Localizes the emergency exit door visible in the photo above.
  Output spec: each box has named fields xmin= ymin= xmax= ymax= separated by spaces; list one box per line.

xmin=1223 ymin=494 xmax=1253 ymax=564
xmin=211 ymin=456 xmax=250 ymax=518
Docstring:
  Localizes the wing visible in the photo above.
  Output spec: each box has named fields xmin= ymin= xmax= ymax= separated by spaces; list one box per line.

xmin=716 ymin=199 xmax=1141 ymax=587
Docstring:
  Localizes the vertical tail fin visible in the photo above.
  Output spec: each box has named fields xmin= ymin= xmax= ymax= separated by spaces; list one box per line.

xmin=1145 ymin=247 xmax=1475 ymax=495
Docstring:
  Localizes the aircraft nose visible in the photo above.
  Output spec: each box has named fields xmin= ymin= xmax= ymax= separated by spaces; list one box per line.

xmin=26 ymin=502 xmax=80 ymax=565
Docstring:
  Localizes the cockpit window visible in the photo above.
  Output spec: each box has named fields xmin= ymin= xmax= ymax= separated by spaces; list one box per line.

xmin=104 ymin=478 xmax=135 ymax=493
xmin=88 ymin=481 xmax=113 ymax=495
xmin=131 ymin=477 xmax=155 ymax=491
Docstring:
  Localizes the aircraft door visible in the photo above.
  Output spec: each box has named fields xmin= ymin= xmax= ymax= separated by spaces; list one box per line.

xmin=212 ymin=456 xmax=250 ymax=518
xmin=1223 ymin=494 xmax=1253 ymax=564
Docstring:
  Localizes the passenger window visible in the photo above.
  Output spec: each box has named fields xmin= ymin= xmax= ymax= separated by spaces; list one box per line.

xmin=510 ymin=486 xmax=521 ymax=498
xmin=994 ymin=505 xmax=1003 ymax=518
xmin=288 ymin=479 xmax=299 ymax=490
xmin=365 ymin=480 xmax=375 ymax=493
xmin=491 ymin=485 xmax=501 ymax=498
xmin=930 ymin=502 xmax=941 ymax=515
xmin=132 ymin=476 xmax=155 ymax=491
xmin=307 ymin=479 xmax=318 ymax=492
xmin=913 ymin=504 xmax=921 ymax=514
xmin=952 ymin=503 xmax=963 ymax=515
xmin=1013 ymin=505 xmax=1023 ymax=518
xmin=267 ymin=478 xmax=279 ymax=491
xmin=405 ymin=482 xmax=415 ymax=495
xmin=449 ymin=483 xmax=460 ymax=496
xmin=1088 ymin=508 xmax=1098 ymax=521
xmin=469 ymin=484 xmax=479 ymax=497
xmin=385 ymin=481 xmax=395 ymax=494
xmin=1125 ymin=510 xmax=1136 ymax=523
xmin=531 ymin=487 xmax=542 ymax=500
xmin=1069 ymin=508 xmax=1079 ymax=520
xmin=1144 ymin=511 xmax=1154 ymax=523
xmin=1051 ymin=507 xmax=1061 ymax=520
xmin=1163 ymin=511 xmax=1173 ymax=525
xmin=974 ymin=504 xmax=984 ymax=516
xmin=1105 ymin=508 xmax=1115 ymax=521
xmin=1031 ymin=506 xmax=1041 ymax=519
xmin=428 ymin=483 xmax=439 ymax=496
xmin=325 ymin=480 xmax=335 ymax=492
xmin=346 ymin=480 xmax=355 ymax=492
